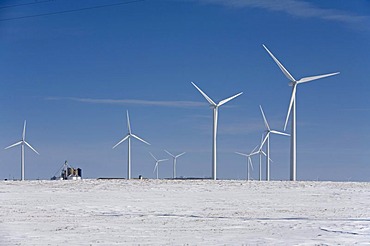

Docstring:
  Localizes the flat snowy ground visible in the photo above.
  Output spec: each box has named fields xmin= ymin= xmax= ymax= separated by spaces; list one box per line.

xmin=1 ymin=179 xmax=370 ymax=245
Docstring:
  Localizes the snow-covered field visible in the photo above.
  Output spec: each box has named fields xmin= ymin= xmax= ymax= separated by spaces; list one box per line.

xmin=1 ymin=179 xmax=370 ymax=245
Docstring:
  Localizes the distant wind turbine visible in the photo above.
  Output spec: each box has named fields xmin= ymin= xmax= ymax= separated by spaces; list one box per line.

xmin=235 ymin=146 xmax=257 ymax=181
xmin=150 ymin=152 xmax=168 ymax=179
xmin=164 ymin=150 xmax=185 ymax=179
xmin=262 ymin=44 xmax=339 ymax=181
xmin=113 ymin=110 xmax=150 ymax=179
xmin=259 ymin=105 xmax=289 ymax=181
xmin=5 ymin=120 xmax=40 ymax=181
xmin=191 ymin=81 xmax=243 ymax=180
xmin=251 ymin=134 xmax=268 ymax=181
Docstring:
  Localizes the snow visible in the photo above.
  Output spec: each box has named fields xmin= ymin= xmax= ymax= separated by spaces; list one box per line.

xmin=1 ymin=179 xmax=370 ymax=245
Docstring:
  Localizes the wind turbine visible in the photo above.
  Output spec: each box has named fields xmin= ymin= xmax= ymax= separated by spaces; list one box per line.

xmin=191 ymin=81 xmax=243 ymax=180
xmin=251 ymin=134 xmax=268 ymax=181
xmin=150 ymin=152 xmax=168 ymax=179
xmin=164 ymin=150 xmax=186 ymax=179
xmin=262 ymin=45 xmax=339 ymax=181
xmin=235 ymin=147 xmax=256 ymax=181
xmin=113 ymin=110 xmax=150 ymax=179
xmin=259 ymin=105 xmax=289 ymax=181
xmin=5 ymin=120 xmax=40 ymax=181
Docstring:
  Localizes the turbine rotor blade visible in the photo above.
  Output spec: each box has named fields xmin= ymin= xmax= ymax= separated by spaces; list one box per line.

xmin=262 ymin=44 xmax=296 ymax=82
xmin=218 ymin=92 xmax=243 ymax=107
xmin=175 ymin=152 xmax=186 ymax=158
xmin=250 ymin=152 xmax=259 ymax=156
xmin=149 ymin=152 xmax=158 ymax=161
xmin=270 ymin=130 xmax=290 ymax=136
xmin=112 ymin=135 xmax=130 ymax=149
xmin=251 ymin=145 xmax=259 ymax=154
xmin=131 ymin=134 xmax=150 ymax=145
xmin=260 ymin=133 xmax=264 ymax=145
xmin=259 ymin=133 xmax=269 ymax=151
xmin=153 ymin=162 xmax=158 ymax=173
xmin=297 ymin=72 xmax=340 ymax=84
xmin=24 ymin=141 xmax=40 ymax=155
xmin=248 ymin=157 xmax=254 ymax=171
xmin=191 ymin=82 xmax=216 ymax=106
xmin=22 ymin=120 xmax=27 ymax=141
xmin=284 ymin=83 xmax=297 ymax=131
xmin=235 ymin=151 xmax=248 ymax=157
xmin=259 ymin=105 xmax=270 ymax=130
xmin=158 ymin=159 xmax=168 ymax=162
xmin=164 ymin=149 xmax=175 ymax=157
xmin=5 ymin=141 xmax=23 ymax=150
xmin=126 ymin=110 xmax=131 ymax=134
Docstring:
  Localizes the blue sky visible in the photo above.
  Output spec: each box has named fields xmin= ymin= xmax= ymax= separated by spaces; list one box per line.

xmin=1 ymin=0 xmax=369 ymax=181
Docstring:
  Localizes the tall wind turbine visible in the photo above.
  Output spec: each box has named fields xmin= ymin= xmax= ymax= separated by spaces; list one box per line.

xmin=150 ymin=152 xmax=168 ymax=179
xmin=259 ymin=105 xmax=289 ymax=181
xmin=235 ymin=147 xmax=256 ymax=181
xmin=262 ymin=45 xmax=339 ymax=181
xmin=191 ymin=81 xmax=243 ymax=180
xmin=164 ymin=150 xmax=185 ymax=179
xmin=5 ymin=120 xmax=40 ymax=181
xmin=113 ymin=110 xmax=150 ymax=179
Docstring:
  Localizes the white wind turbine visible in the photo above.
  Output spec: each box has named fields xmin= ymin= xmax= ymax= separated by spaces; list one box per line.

xmin=235 ymin=147 xmax=256 ymax=181
xmin=251 ymin=134 xmax=268 ymax=181
xmin=150 ymin=152 xmax=168 ymax=179
xmin=164 ymin=150 xmax=186 ymax=179
xmin=113 ymin=110 xmax=150 ymax=179
xmin=259 ymin=105 xmax=289 ymax=181
xmin=191 ymin=81 xmax=243 ymax=180
xmin=5 ymin=120 xmax=40 ymax=181
xmin=262 ymin=45 xmax=339 ymax=181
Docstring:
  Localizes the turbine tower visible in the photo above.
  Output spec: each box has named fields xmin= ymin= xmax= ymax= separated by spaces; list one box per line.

xmin=5 ymin=120 xmax=40 ymax=181
xmin=164 ymin=150 xmax=185 ymax=179
xmin=259 ymin=105 xmax=289 ymax=181
xmin=235 ymin=147 xmax=256 ymax=181
xmin=150 ymin=152 xmax=168 ymax=179
xmin=191 ymin=81 xmax=243 ymax=180
xmin=113 ymin=110 xmax=150 ymax=179
xmin=262 ymin=45 xmax=339 ymax=181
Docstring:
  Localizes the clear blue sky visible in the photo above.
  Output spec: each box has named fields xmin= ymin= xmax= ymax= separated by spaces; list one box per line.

xmin=1 ymin=0 xmax=369 ymax=181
